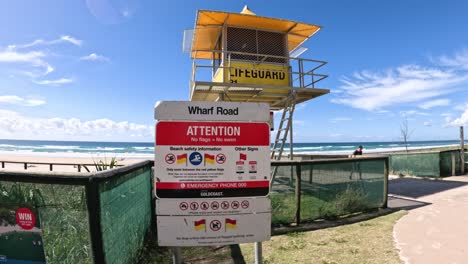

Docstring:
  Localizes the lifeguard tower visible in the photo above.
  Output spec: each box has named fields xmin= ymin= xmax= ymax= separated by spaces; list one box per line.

xmin=185 ymin=6 xmax=330 ymax=161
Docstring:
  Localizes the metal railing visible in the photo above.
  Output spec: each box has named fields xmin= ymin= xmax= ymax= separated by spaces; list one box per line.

xmin=0 ymin=160 xmax=124 ymax=172
xmin=191 ymin=50 xmax=328 ymax=89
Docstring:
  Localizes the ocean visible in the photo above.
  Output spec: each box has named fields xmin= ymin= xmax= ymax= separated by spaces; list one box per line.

xmin=0 ymin=139 xmax=461 ymax=158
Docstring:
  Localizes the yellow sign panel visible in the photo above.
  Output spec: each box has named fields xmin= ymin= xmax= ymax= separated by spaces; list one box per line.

xmin=214 ymin=62 xmax=290 ymax=86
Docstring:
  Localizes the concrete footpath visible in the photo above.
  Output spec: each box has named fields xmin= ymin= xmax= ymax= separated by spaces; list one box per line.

xmin=390 ymin=176 xmax=468 ymax=264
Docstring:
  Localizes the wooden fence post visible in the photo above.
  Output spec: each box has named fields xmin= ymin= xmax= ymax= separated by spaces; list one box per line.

xmin=295 ymin=164 xmax=301 ymax=225
xmin=451 ymin=152 xmax=456 ymax=176
xmin=461 ymin=126 xmax=465 ymax=175
xmin=309 ymin=165 xmax=313 ymax=184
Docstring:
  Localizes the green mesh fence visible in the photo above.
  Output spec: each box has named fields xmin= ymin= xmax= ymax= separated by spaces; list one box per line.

xmin=389 ymin=150 xmax=463 ymax=177
xmin=389 ymin=152 xmax=440 ymax=177
xmin=271 ymin=158 xmax=387 ymax=225
xmin=99 ymin=167 xmax=152 ymax=264
xmin=0 ymin=160 xmax=154 ymax=264
xmin=465 ymin=152 xmax=468 ymax=172
xmin=0 ymin=181 xmax=93 ymax=264
xmin=270 ymin=165 xmax=296 ymax=225
xmin=440 ymin=150 xmax=461 ymax=176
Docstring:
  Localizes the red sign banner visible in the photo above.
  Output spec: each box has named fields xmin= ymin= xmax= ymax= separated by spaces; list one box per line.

xmin=156 ymin=121 xmax=269 ymax=146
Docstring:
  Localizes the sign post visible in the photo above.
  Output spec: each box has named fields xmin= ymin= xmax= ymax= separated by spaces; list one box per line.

xmin=154 ymin=101 xmax=271 ymax=254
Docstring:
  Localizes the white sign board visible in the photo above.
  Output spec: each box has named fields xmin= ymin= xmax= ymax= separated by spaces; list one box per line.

xmin=155 ymin=101 xmax=271 ymax=246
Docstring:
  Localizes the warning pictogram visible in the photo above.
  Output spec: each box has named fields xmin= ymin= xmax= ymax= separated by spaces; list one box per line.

xmin=200 ymin=201 xmax=209 ymax=210
xmin=231 ymin=201 xmax=240 ymax=209
xmin=210 ymin=220 xmax=222 ymax=231
xmin=221 ymin=201 xmax=230 ymax=210
xmin=216 ymin=153 xmax=226 ymax=164
xmin=165 ymin=153 xmax=176 ymax=164
xmin=179 ymin=202 xmax=188 ymax=211
xmin=211 ymin=201 xmax=219 ymax=210
xmin=190 ymin=202 xmax=199 ymax=211
xmin=241 ymin=200 xmax=249 ymax=209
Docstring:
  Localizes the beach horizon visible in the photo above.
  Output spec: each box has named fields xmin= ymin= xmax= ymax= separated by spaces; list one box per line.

xmin=0 ymin=138 xmax=462 ymax=173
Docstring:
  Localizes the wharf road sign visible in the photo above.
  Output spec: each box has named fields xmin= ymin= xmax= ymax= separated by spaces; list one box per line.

xmin=154 ymin=101 xmax=270 ymax=121
xmin=154 ymin=121 xmax=270 ymax=198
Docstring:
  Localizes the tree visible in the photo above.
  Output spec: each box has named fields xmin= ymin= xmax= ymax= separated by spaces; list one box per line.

xmin=400 ymin=117 xmax=413 ymax=152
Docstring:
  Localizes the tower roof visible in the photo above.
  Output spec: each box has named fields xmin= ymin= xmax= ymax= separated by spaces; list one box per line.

xmin=191 ymin=9 xmax=322 ymax=59
xmin=240 ymin=5 xmax=256 ymax=15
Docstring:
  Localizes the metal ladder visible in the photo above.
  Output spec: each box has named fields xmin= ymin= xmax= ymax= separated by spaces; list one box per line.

xmin=270 ymin=99 xmax=296 ymax=187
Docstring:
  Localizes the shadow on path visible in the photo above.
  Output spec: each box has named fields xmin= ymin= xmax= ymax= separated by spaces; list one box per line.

xmin=387 ymin=195 xmax=430 ymax=210
xmin=389 ymin=177 xmax=468 ymax=199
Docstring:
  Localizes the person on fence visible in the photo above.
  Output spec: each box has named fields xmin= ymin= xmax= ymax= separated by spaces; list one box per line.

xmin=350 ymin=145 xmax=363 ymax=179
xmin=352 ymin=145 xmax=363 ymax=156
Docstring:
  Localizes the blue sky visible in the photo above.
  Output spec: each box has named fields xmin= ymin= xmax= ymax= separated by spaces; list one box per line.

xmin=1 ymin=0 xmax=468 ymax=142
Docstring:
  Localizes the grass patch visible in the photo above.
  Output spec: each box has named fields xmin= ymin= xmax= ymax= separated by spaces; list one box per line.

xmin=241 ymin=210 xmax=406 ymax=264
xmin=139 ymin=211 xmax=406 ymax=264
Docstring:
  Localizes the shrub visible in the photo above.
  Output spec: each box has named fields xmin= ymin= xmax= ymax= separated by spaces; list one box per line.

xmin=334 ymin=186 xmax=369 ymax=216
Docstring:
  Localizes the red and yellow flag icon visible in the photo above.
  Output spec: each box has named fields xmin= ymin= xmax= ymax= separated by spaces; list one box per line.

xmin=177 ymin=153 xmax=187 ymax=164
xmin=204 ymin=153 xmax=215 ymax=165
xmin=194 ymin=219 xmax=206 ymax=231
xmin=225 ymin=218 xmax=237 ymax=230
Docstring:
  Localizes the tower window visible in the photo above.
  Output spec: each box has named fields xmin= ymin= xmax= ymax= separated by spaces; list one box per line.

xmin=226 ymin=27 xmax=286 ymax=63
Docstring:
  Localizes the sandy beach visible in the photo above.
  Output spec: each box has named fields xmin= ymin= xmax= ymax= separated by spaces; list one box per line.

xmin=0 ymin=153 xmax=151 ymax=173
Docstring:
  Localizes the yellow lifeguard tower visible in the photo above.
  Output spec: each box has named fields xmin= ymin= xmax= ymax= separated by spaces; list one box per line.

xmin=185 ymin=6 xmax=330 ymax=160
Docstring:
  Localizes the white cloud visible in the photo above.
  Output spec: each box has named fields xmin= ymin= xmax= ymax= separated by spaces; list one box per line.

xmin=330 ymin=117 xmax=352 ymax=123
xmin=0 ymin=109 xmax=20 ymax=117
xmin=60 ymin=35 xmax=82 ymax=46
xmin=12 ymin=35 xmax=82 ymax=49
xmin=418 ymin=99 xmax=451 ymax=109
xmin=0 ymin=112 xmax=153 ymax=140
xmin=0 ymin=35 xmax=82 ymax=82
xmin=0 ymin=96 xmax=45 ymax=106
xmin=447 ymin=105 xmax=468 ymax=127
xmin=400 ymin=110 xmax=429 ymax=116
xmin=438 ymin=49 xmax=468 ymax=70
xmin=80 ymin=53 xmax=109 ymax=62
xmin=454 ymin=103 xmax=468 ymax=111
xmin=294 ymin=103 xmax=307 ymax=111
xmin=423 ymin=121 xmax=432 ymax=127
xmin=333 ymin=51 xmax=468 ymax=111
xmin=376 ymin=110 xmax=391 ymax=114
xmin=293 ymin=120 xmax=305 ymax=126
xmin=34 ymin=78 xmax=74 ymax=86
xmin=0 ymin=50 xmax=53 ymax=75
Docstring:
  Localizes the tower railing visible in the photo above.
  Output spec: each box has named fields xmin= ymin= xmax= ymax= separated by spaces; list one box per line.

xmin=190 ymin=50 xmax=328 ymax=91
